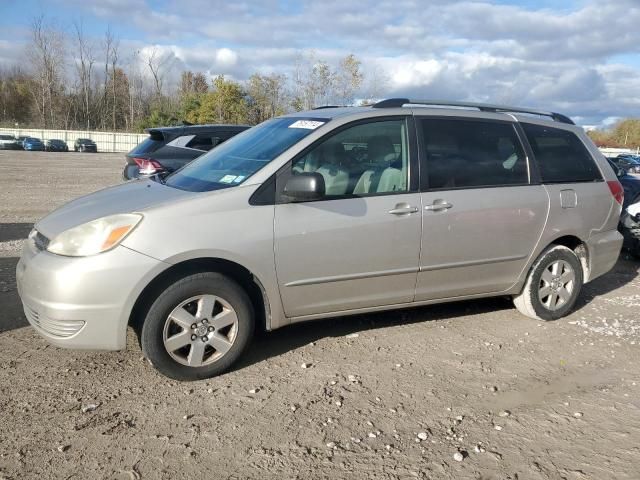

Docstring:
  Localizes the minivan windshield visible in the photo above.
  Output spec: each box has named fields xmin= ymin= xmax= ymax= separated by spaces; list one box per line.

xmin=164 ymin=117 xmax=327 ymax=192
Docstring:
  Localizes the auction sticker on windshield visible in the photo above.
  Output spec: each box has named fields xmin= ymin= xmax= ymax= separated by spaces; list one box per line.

xmin=288 ymin=120 xmax=325 ymax=129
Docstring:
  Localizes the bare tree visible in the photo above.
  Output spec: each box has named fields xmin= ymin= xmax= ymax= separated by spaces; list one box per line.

xmin=28 ymin=15 xmax=65 ymax=128
xmin=335 ymin=54 xmax=363 ymax=105
xmin=145 ymin=47 xmax=175 ymax=97
xmin=109 ymin=38 xmax=120 ymax=130
xmin=362 ymin=63 xmax=388 ymax=105
xmin=72 ymin=21 xmax=95 ymax=129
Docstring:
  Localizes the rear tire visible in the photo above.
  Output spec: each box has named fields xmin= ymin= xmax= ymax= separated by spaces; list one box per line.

xmin=141 ymin=272 xmax=255 ymax=381
xmin=513 ymin=245 xmax=583 ymax=321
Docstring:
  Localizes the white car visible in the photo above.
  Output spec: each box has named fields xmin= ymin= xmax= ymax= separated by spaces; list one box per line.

xmin=0 ymin=134 xmax=17 ymax=150
xmin=622 ymin=201 xmax=640 ymax=257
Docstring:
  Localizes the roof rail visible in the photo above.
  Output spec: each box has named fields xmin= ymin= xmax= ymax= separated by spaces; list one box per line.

xmin=313 ymin=105 xmax=345 ymax=110
xmin=371 ymin=98 xmax=574 ymax=125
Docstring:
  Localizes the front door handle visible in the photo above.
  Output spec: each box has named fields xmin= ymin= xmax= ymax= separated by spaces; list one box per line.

xmin=425 ymin=199 xmax=453 ymax=212
xmin=388 ymin=203 xmax=419 ymax=215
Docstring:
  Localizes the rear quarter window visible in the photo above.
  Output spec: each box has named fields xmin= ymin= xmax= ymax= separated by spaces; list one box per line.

xmin=130 ymin=136 xmax=165 ymax=155
xmin=522 ymin=123 xmax=602 ymax=183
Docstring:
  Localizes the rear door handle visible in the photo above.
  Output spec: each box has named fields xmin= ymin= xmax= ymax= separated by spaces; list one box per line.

xmin=425 ymin=200 xmax=453 ymax=212
xmin=388 ymin=203 xmax=419 ymax=215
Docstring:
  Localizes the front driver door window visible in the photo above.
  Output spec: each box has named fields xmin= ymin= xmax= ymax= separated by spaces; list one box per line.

xmin=273 ymin=117 xmax=422 ymax=318
xmin=290 ymin=119 xmax=409 ymax=198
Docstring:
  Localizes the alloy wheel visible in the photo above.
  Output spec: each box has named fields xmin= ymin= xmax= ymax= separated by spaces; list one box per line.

xmin=538 ymin=260 xmax=575 ymax=311
xmin=162 ymin=294 xmax=239 ymax=367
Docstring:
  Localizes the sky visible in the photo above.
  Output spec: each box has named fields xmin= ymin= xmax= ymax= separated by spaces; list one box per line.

xmin=0 ymin=0 xmax=639 ymax=127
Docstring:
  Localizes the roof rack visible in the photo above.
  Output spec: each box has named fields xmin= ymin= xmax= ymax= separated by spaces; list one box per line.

xmin=313 ymin=105 xmax=344 ymax=110
xmin=371 ymin=98 xmax=574 ymax=125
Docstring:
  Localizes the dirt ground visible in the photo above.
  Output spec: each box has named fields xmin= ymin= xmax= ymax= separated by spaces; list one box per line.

xmin=1 ymin=150 xmax=640 ymax=480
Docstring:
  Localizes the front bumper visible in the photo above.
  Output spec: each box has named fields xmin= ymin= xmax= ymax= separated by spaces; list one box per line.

xmin=622 ymin=212 xmax=640 ymax=240
xmin=16 ymin=239 xmax=165 ymax=350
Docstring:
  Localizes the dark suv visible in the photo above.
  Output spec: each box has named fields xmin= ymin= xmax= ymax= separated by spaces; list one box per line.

xmin=74 ymin=138 xmax=97 ymax=153
xmin=123 ymin=124 xmax=250 ymax=180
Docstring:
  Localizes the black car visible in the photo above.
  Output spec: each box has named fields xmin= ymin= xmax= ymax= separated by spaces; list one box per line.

xmin=123 ymin=124 xmax=250 ymax=180
xmin=613 ymin=154 xmax=640 ymax=174
xmin=607 ymin=159 xmax=640 ymax=209
xmin=74 ymin=138 xmax=97 ymax=152
xmin=45 ymin=139 xmax=69 ymax=152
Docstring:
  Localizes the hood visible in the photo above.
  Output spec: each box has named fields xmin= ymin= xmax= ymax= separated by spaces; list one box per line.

xmin=36 ymin=179 xmax=196 ymax=238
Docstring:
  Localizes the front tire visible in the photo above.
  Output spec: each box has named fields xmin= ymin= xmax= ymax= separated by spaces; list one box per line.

xmin=141 ymin=272 xmax=255 ymax=380
xmin=513 ymin=245 xmax=584 ymax=321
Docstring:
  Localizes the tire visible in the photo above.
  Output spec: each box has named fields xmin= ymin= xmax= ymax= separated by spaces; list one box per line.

xmin=141 ymin=272 xmax=255 ymax=381
xmin=513 ymin=245 xmax=584 ymax=321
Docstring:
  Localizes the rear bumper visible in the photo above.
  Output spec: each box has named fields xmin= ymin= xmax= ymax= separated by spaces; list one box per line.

xmin=586 ymin=229 xmax=623 ymax=282
xmin=16 ymin=241 xmax=166 ymax=350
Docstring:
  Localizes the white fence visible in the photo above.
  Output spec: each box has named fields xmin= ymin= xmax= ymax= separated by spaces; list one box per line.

xmin=0 ymin=127 xmax=146 ymax=153
xmin=599 ymin=147 xmax=639 ymax=157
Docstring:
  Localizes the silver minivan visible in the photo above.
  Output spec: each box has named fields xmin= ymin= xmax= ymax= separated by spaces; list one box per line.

xmin=17 ymin=99 xmax=624 ymax=380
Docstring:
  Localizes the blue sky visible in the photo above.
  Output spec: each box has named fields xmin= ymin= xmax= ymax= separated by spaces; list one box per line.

xmin=1 ymin=0 xmax=639 ymax=126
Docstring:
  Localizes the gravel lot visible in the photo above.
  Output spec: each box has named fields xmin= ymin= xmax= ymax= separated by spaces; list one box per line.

xmin=1 ymin=150 xmax=640 ymax=480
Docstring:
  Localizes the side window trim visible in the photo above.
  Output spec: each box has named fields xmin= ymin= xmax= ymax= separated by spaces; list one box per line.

xmin=520 ymin=122 xmax=604 ymax=184
xmin=416 ymin=115 xmax=532 ymax=192
xmin=513 ymin=122 xmax=541 ymax=185
xmin=274 ymin=115 xmax=417 ymax=204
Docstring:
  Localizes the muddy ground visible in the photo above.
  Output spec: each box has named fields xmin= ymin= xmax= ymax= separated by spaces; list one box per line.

xmin=1 ymin=150 xmax=639 ymax=480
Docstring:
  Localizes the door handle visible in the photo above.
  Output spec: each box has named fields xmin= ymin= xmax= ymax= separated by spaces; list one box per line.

xmin=388 ymin=203 xmax=419 ymax=215
xmin=424 ymin=200 xmax=453 ymax=212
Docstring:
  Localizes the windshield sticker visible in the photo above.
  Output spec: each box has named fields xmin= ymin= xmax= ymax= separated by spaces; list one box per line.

xmin=233 ymin=175 xmax=245 ymax=183
xmin=219 ymin=174 xmax=238 ymax=183
xmin=288 ymin=120 xmax=325 ymax=130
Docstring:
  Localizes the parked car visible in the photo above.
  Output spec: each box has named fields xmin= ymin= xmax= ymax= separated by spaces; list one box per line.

xmin=0 ymin=134 xmax=18 ymax=150
xmin=123 ymin=124 xmax=250 ymax=180
xmin=15 ymin=136 xmax=30 ymax=149
xmin=23 ymin=137 xmax=45 ymax=151
xmin=621 ymin=200 xmax=640 ymax=257
xmin=74 ymin=138 xmax=97 ymax=152
xmin=607 ymin=159 xmax=640 ymax=209
xmin=45 ymin=139 xmax=69 ymax=152
xmin=613 ymin=154 xmax=640 ymax=174
xmin=17 ymin=99 xmax=623 ymax=380
xmin=607 ymin=159 xmax=640 ymax=257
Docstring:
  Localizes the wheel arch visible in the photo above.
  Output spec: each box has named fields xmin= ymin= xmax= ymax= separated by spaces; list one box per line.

xmin=128 ymin=257 xmax=272 ymax=336
xmin=547 ymin=234 xmax=590 ymax=282
xmin=515 ymin=234 xmax=590 ymax=294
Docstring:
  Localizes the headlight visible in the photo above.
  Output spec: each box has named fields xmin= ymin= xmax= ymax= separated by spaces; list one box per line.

xmin=47 ymin=214 xmax=142 ymax=257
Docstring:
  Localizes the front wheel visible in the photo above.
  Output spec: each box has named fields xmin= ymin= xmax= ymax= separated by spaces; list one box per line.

xmin=141 ymin=272 xmax=255 ymax=380
xmin=513 ymin=245 xmax=584 ymax=321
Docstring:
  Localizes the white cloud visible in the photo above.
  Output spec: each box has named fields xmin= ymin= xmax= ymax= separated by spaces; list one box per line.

xmin=6 ymin=0 xmax=640 ymax=125
xmin=215 ymin=48 xmax=238 ymax=68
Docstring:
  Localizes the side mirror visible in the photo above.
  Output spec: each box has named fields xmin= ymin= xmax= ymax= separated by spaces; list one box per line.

xmin=283 ymin=172 xmax=325 ymax=202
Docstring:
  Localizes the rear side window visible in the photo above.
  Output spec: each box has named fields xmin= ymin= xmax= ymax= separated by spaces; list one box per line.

xmin=522 ymin=123 xmax=601 ymax=183
xmin=420 ymin=118 xmax=528 ymax=189
xmin=186 ymin=134 xmax=227 ymax=151
xmin=130 ymin=136 xmax=164 ymax=155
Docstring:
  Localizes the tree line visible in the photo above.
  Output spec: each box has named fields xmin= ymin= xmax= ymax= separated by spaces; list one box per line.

xmin=0 ymin=16 xmax=382 ymax=133
xmin=587 ymin=119 xmax=640 ymax=150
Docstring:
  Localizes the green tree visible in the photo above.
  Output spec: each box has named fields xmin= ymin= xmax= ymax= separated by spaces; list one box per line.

xmin=246 ymin=73 xmax=288 ymax=124
xmin=195 ymin=75 xmax=247 ymax=124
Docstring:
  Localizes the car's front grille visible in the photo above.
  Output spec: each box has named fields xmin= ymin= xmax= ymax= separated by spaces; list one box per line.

xmin=33 ymin=231 xmax=49 ymax=251
xmin=24 ymin=304 xmax=85 ymax=338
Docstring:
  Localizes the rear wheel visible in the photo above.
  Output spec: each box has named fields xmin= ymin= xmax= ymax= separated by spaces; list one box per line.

xmin=141 ymin=272 xmax=255 ymax=380
xmin=513 ymin=245 xmax=583 ymax=321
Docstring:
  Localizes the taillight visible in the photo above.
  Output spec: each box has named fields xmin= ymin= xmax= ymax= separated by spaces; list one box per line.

xmin=607 ymin=180 xmax=624 ymax=205
xmin=133 ymin=157 xmax=164 ymax=175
